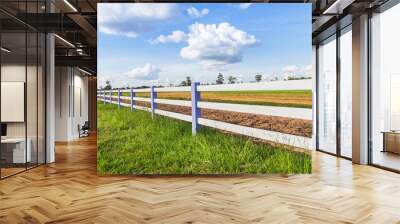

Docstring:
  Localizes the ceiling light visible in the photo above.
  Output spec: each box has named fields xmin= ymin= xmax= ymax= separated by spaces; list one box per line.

xmin=78 ymin=67 xmax=92 ymax=76
xmin=54 ymin=34 xmax=75 ymax=48
xmin=63 ymin=0 xmax=78 ymax=12
xmin=1 ymin=47 xmax=11 ymax=53
xmin=323 ymin=0 xmax=355 ymax=15
xmin=76 ymin=48 xmax=85 ymax=55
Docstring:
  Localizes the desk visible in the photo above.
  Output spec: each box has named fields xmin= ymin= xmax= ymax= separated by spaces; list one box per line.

xmin=382 ymin=131 xmax=400 ymax=155
xmin=1 ymin=138 xmax=31 ymax=164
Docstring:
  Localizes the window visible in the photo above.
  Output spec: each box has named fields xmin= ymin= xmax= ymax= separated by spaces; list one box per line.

xmin=0 ymin=1 xmax=46 ymax=179
xmin=339 ymin=26 xmax=352 ymax=158
xmin=318 ymin=35 xmax=337 ymax=154
xmin=370 ymin=2 xmax=400 ymax=171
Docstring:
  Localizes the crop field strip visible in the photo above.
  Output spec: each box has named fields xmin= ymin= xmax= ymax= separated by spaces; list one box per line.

xmin=116 ymin=90 xmax=312 ymax=108
xmin=97 ymin=103 xmax=312 ymax=174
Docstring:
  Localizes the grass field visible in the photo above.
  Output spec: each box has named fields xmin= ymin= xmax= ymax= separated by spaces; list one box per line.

xmin=97 ymin=103 xmax=312 ymax=174
xmin=116 ymin=90 xmax=312 ymax=108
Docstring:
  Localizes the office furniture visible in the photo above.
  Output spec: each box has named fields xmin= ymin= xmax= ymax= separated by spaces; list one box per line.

xmin=0 ymin=138 xmax=32 ymax=164
xmin=79 ymin=121 xmax=90 ymax=138
xmin=382 ymin=131 xmax=400 ymax=154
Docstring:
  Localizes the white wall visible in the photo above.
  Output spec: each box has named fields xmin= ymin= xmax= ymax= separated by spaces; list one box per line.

xmin=1 ymin=63 xmax=46 ymax=164
xmin=1 ymin=82 xmax=25 ymax=122
xmin=1 ymin=65 xmax=26 ymax=146
xmin=55 ymin=66 xmax=69 ymax=141
xmin=71 ymin=72 xmax=89 ymax=138
xmin=1 ymin=65 xmax=38 ymax=138
xmin=55 ymin=66 xmax=89 ymax=141
xmin=1 ymin=65 xmax=25 ymax=135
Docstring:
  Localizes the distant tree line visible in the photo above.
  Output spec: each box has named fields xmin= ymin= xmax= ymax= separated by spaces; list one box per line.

xmin=180 ymin=76 xmax=192 ymax=86
xmin=287 ymin=76 xmax=312 ymax=80
xmin=99 ymin=73 xmax=312 ymax=91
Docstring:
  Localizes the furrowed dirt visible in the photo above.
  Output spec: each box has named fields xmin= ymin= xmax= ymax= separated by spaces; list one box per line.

xmin=122 ymin=100 xmax=312 ymax=138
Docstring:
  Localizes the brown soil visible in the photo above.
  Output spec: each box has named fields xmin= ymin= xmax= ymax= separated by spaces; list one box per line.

xmin=120 ymin=99 xmax=312 ymax=137
xmin=121 ymin=99 xmax=150 ymax=108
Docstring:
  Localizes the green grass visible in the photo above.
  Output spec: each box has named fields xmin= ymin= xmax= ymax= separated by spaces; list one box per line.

xmin=97 ymin=103 xmax=312 ymax=174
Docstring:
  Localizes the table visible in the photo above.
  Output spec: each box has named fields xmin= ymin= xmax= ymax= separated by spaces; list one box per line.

xmin=382 ymin=131 xmax=400 ymax=154
xmin=1 ymin=138 xmax=32 ymax=164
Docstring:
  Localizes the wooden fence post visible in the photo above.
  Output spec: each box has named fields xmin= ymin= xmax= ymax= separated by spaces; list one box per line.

xmin=130 ymin=88 xmax=135 ymax=111
xmin=118 ymin=88 xmax=121 ymax=109
xmin=150 ymin=86 xmax=157 ymax=118
xmin=191 ymin=82 xmax=201 ymax=135
xmin=103 ymin=90 xmax=106 ymax=104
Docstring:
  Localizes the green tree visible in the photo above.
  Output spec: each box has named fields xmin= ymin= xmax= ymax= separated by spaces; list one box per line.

xmin=186 ymin=76 xmax=191 ymax=86
xmin=228 ymin=76 xmax=237 ymax=84
xmin=255 ymin=74 xmax=262 ymax=82
xmin=180 ymin=76 xmax=192 ymax=86
xmin=216 ymin=73 xmax=224 ymax=84
xmin=103 ymin=80 xmax=112 ymax=90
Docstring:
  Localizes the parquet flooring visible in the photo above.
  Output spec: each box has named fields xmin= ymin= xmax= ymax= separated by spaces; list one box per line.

xmin=1 ymin=135 xmax=400 ymax=223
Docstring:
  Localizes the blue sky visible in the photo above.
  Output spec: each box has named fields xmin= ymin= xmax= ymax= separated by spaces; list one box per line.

xmin=98 ymin=3 xmax=311 ymax=88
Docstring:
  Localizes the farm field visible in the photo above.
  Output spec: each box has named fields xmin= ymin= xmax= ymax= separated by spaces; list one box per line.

xmin=157 ymin=104 xmax=312 ymax=137
xmin=97 ymin=103 xmax=312 ymax=174
xmin=123 ymin=100 xmax=313 ymax=137
xmin=117 ymin=90 xmax=312 ymax=108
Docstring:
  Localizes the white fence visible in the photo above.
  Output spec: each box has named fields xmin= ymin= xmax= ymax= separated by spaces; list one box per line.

xmin=97 ymin=80 xmax=313 ymax=149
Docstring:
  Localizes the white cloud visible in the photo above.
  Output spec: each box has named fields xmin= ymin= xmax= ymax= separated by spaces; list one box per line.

xmin=187 ymin=7 xmax=209 ymax=18
xmin=97 ymin=75 xmax=109 ymax=88
xmin=282 ymin=65 xmax=299 ymax=74
xmin=124 ymin=63 xmax=161 ymax=80
xmin=238 ymin=3 xmax=252 ymax=9
xmin=98 ymin=3 xmax=177 ymax=38
xmin=180 ymin=23 xmax=258 ymax=69
xmin=97 ymin=73 xmax=130 ymax=89
xmin=302 ymin=64 xmax=312 ymax=74
xmin=150 ymin=30 xmax=188 ymax=44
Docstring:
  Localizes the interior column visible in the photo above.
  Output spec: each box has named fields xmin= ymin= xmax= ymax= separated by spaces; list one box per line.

xmin=45 ymin=1 xmax=55 ymax=163
xmin=352 ymin=14 xmax=369 ymax=164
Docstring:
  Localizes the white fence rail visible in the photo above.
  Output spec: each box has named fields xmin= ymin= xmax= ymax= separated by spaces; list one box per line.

xmin=98 ymin=80 xmax=313 ymax=149
xmin=152 ymin=98 xmax=311 ymax=120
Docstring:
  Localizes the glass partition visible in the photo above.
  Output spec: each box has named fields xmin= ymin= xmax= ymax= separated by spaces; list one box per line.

xmin=370 ymin=3 xmax=400 ymax=171
xmin=1 ymin=30 xmax=28 ymax=177
xmin=339 ymin=26 xmax=352 ymax=158
xmin=317 ymin=35 xmax=337 ymax=154
xmin=0 ymin=1 xmax=46 ymax=179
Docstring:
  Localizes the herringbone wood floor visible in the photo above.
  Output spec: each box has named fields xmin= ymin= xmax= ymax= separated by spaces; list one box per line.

xmin=1 ymin=135 xmax=400 ymax=224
